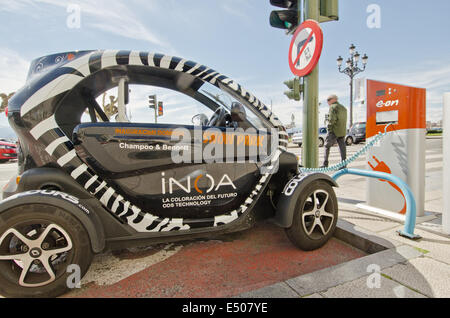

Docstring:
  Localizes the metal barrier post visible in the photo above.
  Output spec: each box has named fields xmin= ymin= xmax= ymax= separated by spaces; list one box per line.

xmin=332 ymin=168 xmax=421 ymax=240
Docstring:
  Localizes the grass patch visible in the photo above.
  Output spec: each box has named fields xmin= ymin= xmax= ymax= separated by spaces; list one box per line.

xmin=413 ymin=247 xmax=430 ymax=254
xmin=381 ymin=273 xmax=393 ymax=280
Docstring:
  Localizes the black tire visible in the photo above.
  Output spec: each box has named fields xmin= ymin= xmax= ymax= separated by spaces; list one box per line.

xmin=285 ymin=180 xmax=338 ymax=251
xmin=0 ymin=159 xmax=8 ymax=163
xmin=297 ymin=143 xmax=302 ymax=148
xmin=318 ymin=138 xmax=324 ymax=147
xmin=0 ymin=204 xmax=93 ymax=298
xmin=345 ymin=136 xmax=353 ymax=146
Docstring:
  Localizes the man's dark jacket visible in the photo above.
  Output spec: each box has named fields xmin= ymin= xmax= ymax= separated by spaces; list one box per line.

xmin=327 ymin=102 xmax=347 ymax=137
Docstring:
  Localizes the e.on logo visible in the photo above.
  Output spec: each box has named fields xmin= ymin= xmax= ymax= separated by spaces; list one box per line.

xmin=161 ymin=172 xmax=236 ymax=195
xmin=376 ymin=99 xmax=399 ymax=108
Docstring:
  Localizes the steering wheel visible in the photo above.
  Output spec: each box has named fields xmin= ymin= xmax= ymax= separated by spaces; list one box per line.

xmin=207 ymin=107 xmax=227 ymax=127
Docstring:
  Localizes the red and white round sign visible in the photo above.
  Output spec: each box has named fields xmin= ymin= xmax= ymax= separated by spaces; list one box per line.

xmin=288 ymin=20 xmax=324 ymax=77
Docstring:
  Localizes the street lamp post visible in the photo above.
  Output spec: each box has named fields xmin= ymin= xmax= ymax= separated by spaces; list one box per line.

xmin=337 ymin=44 xmax=368 ymax=128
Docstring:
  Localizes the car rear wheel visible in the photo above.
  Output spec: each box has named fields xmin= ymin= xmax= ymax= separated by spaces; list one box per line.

xmin=285 ymin=180 xmax=338 ymax=251
xmin=0 ymin=204 xmax=93 ymax=297
xmin=345 ymin=136 xmax=353 ymax=146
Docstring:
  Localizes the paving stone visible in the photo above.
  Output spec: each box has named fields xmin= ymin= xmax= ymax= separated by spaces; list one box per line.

xmin=338 ymin=209 xmax=401 ymax=233
xmin=286 ymin=245 xmax=422 ymax=296
xmin=302 ymin=293 xmax=324 ymax=298
xmin=322 ymin=276 xmax=426 ymax=298
xmin=237 ymin=282 xmax=299 ymax=298
xmin=379 ymin=226 xmax=450 ymax=265
xmin=336 ymin=219 xmax=402 ymax=254
xmin=383 ymin=257 xmax=450 ymax=298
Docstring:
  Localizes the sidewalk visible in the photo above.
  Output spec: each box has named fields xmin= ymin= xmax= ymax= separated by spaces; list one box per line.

xmin=238 ymin=203 xmax=449 ymax=298
xmin=239 ymin=143 xmax=448 ymax=298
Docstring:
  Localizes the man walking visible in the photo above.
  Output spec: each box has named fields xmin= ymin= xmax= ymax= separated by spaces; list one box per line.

xmin=322 ymin=94 xmax=347 ymax=168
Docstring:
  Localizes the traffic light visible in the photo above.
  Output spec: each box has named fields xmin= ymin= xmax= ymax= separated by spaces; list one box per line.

xmin=284 ymin=78 xmax=303 ymax=101
xmin=319 ymin=0 xmax=339 ymax=23
xmin=148 ymin=95 xmax=157 ymax=109
xmin=269 ymin=0 xmax=299 ymax=31
xmin=158 ymin=101 xmax=163 ymax=117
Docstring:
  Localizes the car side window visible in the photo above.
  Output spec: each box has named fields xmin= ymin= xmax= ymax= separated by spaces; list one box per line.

xmin=81 ymin=84 xmax=214 ymax=126
xmin=125 ymin=85 xmax=214 ymax=125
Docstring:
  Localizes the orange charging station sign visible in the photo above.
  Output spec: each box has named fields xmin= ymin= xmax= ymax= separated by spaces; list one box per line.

xmin=366 ymin=80 xmax=426 ymax=139
xmin=365 ymin=79 xmax=426 ymax=217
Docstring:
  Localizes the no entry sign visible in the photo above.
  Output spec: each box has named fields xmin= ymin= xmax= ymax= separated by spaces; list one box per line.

xmin=288 ymin=20 xmax=323 ymax=77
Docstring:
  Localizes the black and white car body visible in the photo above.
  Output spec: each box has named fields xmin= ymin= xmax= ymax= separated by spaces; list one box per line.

xmin=0 ymin=50 xmax=339 ymax=297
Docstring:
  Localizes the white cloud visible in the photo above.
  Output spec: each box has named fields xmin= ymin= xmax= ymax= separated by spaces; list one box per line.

xmin=2 ymin=0 xmax=171 ymax=49
xmin=0 ymin=0 xmax=37 ymax=13
xmin=221 ymin=0 xmax=253 ymax=20
xmin=0 ymin=49 xmax=29 ymax=93
xmin=256 ymin=59 xmax=450 ymax=128
xmin=0 ymin=48 xmax=30 ymax=130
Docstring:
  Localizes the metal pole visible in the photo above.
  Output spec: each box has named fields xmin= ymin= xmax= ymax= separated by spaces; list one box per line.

xmin=301 ymin=0 xmax=319 ymax=168
xmin=443 ymin=93 xmax=450 ymax=234
xmin=349 ymin=75 xmax=353 ymax=127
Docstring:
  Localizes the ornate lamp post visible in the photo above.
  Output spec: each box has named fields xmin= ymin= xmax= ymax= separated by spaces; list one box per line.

xmin=337 ymin=44 xmax=368 ymax=127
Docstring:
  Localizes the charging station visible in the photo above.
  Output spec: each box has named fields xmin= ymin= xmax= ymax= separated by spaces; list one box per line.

xmin=359 ymin=79 xmax=428 ymax=219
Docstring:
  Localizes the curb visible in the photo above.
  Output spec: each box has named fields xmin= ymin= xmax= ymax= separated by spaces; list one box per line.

xmin=236 ymin=219 xmax=423 ymax=298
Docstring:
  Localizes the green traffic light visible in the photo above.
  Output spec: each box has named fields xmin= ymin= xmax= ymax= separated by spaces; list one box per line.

xmin=283 ymin=78 xmax=302 ymax=101
xmin=269 ymin=10 xmax=298 ymax=30
xmin=284 ymin=79 xmax=295 ymax=90
xmin=284 ymin=91 xmax=300 ymax=101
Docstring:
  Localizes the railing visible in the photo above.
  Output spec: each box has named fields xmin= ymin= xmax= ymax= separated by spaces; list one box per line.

xmin=332 ymin=168 xmax=421 ymax=240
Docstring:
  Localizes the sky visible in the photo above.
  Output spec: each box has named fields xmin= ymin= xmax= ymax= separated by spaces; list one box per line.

xmin=0 ymin=0 xmax=449 ymax=133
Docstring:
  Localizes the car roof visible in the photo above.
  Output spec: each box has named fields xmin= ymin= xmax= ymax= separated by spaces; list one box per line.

xmin=0 ymin=140 xmax=15 ymax=146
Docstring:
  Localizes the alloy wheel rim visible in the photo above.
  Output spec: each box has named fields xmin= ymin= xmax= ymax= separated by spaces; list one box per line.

xmin=0 ymin=223 xmax=73 ymax=287
xmin=301 ymin=189 xmax=335 ymax=240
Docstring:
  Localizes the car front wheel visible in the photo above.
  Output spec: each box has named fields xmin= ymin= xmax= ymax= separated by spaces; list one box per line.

xmin=345 ymin=136 xmax=353 ymax=146
xmin=285 ymin=180 xmax=338 ymax=251
xmin=0 ymin=204 xmax=93 ymax=298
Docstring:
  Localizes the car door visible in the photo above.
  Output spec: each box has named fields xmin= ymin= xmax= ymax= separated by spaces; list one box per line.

xmin=73 ymin=82 xmax=267 ymax=220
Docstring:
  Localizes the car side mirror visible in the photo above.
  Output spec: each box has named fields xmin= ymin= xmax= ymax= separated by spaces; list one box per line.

xmin=192 ymin=113 xmax=208 ymax=126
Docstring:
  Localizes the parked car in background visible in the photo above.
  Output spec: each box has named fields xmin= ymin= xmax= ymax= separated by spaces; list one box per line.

xmin=292 ymin=127 xmax=327 ymax=147
xmin=346 ymin=122 xmax=366 ymax=145
xmin=0 ymin=140 xmax=17 ymax=163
